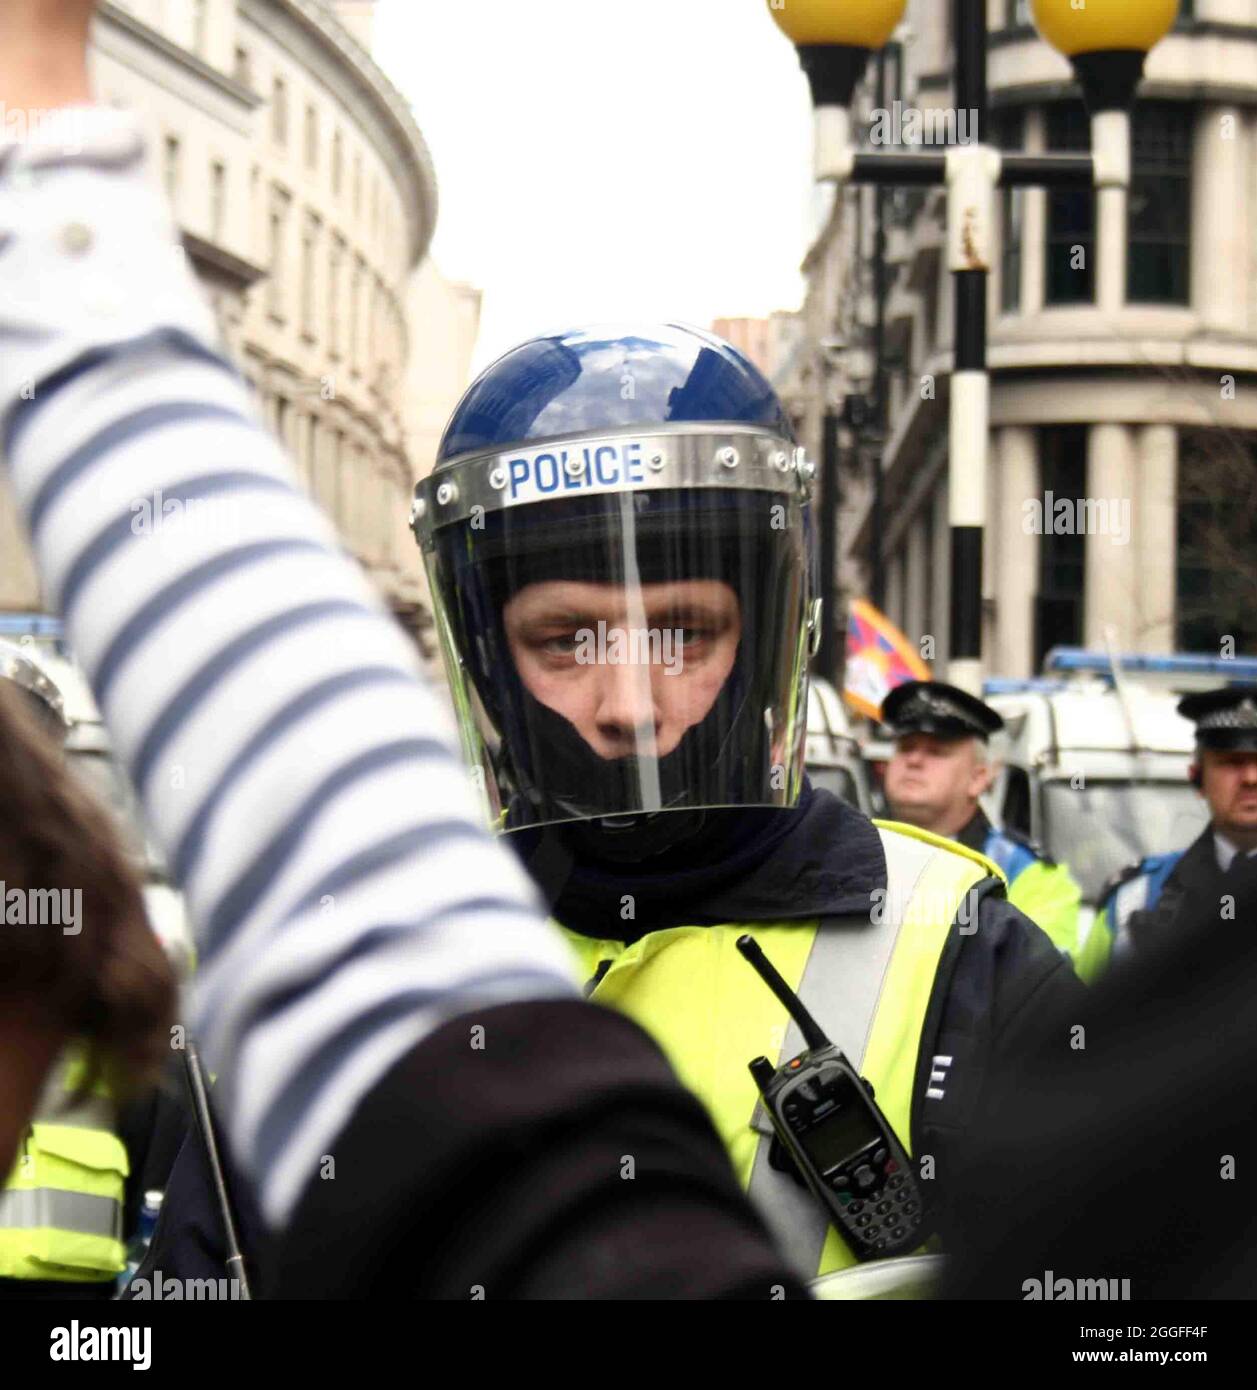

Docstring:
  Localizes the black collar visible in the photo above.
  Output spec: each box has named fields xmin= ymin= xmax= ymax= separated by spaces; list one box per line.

xmin=955 ymin=809 xmax=992 ymax=856
xmin=510 ymin=786 xmax=889 ymax=942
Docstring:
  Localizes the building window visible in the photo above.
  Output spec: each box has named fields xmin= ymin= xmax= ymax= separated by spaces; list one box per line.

xmin=356 ymin=445 xmax=371 ymax=557
xmin=1044 ymin=102 xmax=1095 ymax=305
xmin=328 ymin=236 xmax=345 ymax=357
xmin=305 ymin=104 xmax=318 ymax=170
xmin=367 ymin=276 xmax=382 ymax=383
xmin=272 ymin=76 xmax=288 ymax=146
xmin=275 ymin=396 xmax=289 ymax=455
xmin=234 ymin=46 xmax=251 ymax=86
xmin=349 ymin=257 xmax=365 ymax=373
xmin=1127 ymin=102 xmax=1192 ymax=305
xmin=353 ymin=154 xmax=363 ymax=217
xmin=303 ymin=414 xmax=319 ymax=490
xmin=332 ymin=430 xmax=346 ymax=525
xmin=1176 ymin=431 xmax=1257 ymax=651
xmin=1035 ymin=426 xmax=1087 ymax=668
xmin=332 ymin=130 xmax=344 ymax=194
xmin=210 ymin=160 xmax=226 ymax=241
xmin=163 ymin=134 xmax=181 ymax=205
xmin=994 ymin=108 xmax=1026 ymax=313
xmin=192 ymin=0 xmax=208 ymax=55
xmin=267 ymin=187 xmax=291 ymax=320
xmin=301 ymin=211 xmax=321 ymax=340
xmin=920 ymin=497 xmax=935 ymax=622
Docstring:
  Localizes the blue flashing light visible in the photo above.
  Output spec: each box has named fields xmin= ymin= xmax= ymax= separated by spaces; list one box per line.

xmin=0 ymin=612 xmax=64 ymax=639
xmin=984 ymin=678 xmax=1071 ymax=696
xmin=1043 ymin=648 xmax=1257 ymax=681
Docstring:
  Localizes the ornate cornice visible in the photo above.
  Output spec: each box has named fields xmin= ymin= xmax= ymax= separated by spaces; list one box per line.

xmin=99 ymin=2 xmax=262 ymax=109
xmin=241 ymin=0 xmax=438 ymax=268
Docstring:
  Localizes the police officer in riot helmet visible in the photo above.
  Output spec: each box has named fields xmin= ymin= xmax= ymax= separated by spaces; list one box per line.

xmin=413 ymin=323 xmax=1084 ymax=1280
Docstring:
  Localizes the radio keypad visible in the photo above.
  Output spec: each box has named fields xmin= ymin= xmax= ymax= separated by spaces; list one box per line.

xmin=827 ymin=1143 xmax=922 ymax=1252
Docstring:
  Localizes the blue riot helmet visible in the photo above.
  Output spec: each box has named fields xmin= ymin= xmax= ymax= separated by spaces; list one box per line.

xmin=411 ymin=324 xmax=820 ymax=845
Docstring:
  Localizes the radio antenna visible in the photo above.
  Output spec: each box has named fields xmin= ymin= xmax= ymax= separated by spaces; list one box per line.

xmin=736 ymin=935 xmax=831 ymax=1052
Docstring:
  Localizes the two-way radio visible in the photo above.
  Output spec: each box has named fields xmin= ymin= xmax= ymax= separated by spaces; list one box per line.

xmin=737 ymin=935 xmax=930 ymax=1261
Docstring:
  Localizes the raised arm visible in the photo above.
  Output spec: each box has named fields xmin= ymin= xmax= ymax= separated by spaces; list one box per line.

xmin=0 ymin=5 xmax=802 ymax=1298
xmin=0 ymin=13 xmax=577 ymax=1230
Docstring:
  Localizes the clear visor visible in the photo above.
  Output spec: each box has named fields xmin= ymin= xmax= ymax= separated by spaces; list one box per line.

xmin=425 ymin=486 xmax=813 ymax=833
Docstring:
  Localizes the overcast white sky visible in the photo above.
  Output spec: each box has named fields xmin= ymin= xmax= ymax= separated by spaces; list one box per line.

xmin=374 ymin=0 xmax=817 ymax=373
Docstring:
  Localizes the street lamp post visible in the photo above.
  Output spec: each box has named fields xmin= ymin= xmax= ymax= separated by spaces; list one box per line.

xmin=768 ymin=0 xmax=1179 ymax=693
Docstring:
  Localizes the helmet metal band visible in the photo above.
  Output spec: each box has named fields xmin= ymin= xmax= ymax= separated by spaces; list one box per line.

xmin=411 ymin=425 xmax=814 ymax=549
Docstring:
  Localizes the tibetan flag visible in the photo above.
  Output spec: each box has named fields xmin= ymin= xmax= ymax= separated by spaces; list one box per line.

xmin=843 ymin=598 xmax=930 ymax=722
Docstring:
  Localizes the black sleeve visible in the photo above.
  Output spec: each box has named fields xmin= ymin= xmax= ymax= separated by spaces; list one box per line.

xmin=265 ymin=999 xmax=809 ymax=1300
xmin=116 ymin=1062 xmax=192 ymax=1241
xmin=121 ymin=1116 xmax=266 ymax=1296
xmin=940 ymin=857 xmax=1257 ymax=1299
xmin=985 ymin=897 xmax=1089 ymax=1057
xmin=913 ymin=891 xmax=1088 ymax=1187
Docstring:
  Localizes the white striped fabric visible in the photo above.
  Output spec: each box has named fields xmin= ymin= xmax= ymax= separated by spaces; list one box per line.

xmin=0 ymin=111 xmax=579 ymax=1227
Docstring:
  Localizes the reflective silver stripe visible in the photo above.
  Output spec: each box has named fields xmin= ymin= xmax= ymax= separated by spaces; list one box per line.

xmin=0 ymin=1187 xmax=122 ymax=1241
xmin=746 ymin=829 xmax=939 ymax=1276
xmin=32 ymin=1096 xmax=117 ymax=1132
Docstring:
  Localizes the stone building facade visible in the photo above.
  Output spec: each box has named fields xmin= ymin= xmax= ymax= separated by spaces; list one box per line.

xmin=0 ymin=0 xmax=460 ymax=648
xmin=773 ymin=0 xmax=1257 ymax=678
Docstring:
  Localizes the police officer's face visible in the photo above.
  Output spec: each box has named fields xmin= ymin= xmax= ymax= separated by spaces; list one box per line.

xmin=884 ymin=733 xmax=993 ymax=836
xmin=1198 ymin=749 xmax=1257 ymax=838
xmin=502 ymin=579 xmax=741 ymax=759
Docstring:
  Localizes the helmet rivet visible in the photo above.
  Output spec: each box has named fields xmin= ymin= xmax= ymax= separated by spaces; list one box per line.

xmin=436 ymin=481 xmax=458 ymax=506
xmin=564 ymin=453 xmax=585 ymax=478
xmin=797 ymin=456 xmax=816 ymax=482
xmin=410 ymin=497 xmax=426 ymax=523
xmin=488 ymin=466 xmax=507 ymax=489
xmin=718 ymin=447 xmax=739 ymax=469
xmin=772 ymin=450 xmax=790 ymax=472
xmin=648 ymin=452 xmax=665 ymax=471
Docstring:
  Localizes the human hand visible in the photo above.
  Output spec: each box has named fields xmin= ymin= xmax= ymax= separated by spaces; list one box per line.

xmin=0 ymin=1 xmax=97 ymax=119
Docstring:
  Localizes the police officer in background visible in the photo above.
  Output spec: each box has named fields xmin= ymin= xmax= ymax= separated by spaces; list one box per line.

xmin=412 ymin=322 xmax=1084 ymax=1283
xmin=0 ymin=641 xmax=183 ymax=1298
xmin=0 ymin=644 xmax=119 ymax=1295
xmin=1093 ymin=685 xmax=1257 ymax=971
xmin=880 ymin=681 xmax=1088 ymax=978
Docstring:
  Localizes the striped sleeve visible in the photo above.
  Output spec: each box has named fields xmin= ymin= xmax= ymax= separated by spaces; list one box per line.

xmin=0 ymin=111 xmax=579 ymax=1228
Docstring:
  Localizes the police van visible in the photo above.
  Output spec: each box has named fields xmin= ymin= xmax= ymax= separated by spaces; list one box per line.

xmin=981 ymin=649 xmax=1257 ymax=911
xmin=806 ymin=677 xmax=873 ymax=815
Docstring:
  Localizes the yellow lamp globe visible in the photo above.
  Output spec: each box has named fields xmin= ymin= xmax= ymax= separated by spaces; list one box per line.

xmin=1030 ymin=0 xmax=1179 ymax=57
xmin=766 ymin=0 xmax=907 ymax=50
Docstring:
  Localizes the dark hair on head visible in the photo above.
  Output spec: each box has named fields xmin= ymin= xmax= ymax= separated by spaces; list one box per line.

xmin=0 ymin=678 xmax=176 ymax=1100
